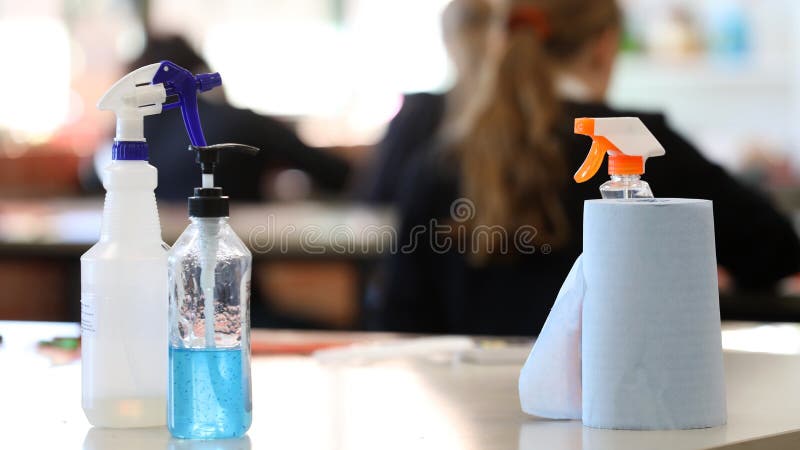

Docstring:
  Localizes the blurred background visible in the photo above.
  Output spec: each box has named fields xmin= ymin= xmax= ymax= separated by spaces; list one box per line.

xmin=3 ymin=0 xmax=800 ymax=328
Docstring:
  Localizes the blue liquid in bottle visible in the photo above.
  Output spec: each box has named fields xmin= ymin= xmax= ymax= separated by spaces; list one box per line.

xmin=168 ymin=347 xmax=252 ymax=439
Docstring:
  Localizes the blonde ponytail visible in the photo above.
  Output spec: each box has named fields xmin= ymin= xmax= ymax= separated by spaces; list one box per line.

xmin=441 ymin=0 xmax=620 ymax=263
xmin=462 ymin=27 xmax=568 ymax=259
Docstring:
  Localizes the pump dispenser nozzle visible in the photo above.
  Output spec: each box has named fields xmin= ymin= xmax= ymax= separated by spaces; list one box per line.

xmin=187 ymin=144 xmax=260 ymax=218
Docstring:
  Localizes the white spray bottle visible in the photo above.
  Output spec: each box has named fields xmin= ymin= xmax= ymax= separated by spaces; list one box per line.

xmin=573 ymin=117 xmax=665 ymax=198
xmin=81 ymin=61 xmax=221 ymax=428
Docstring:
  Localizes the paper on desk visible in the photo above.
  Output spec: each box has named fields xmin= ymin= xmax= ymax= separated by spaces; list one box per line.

xmin=313 ymin=336 xmax=475 ymax=364
xmin=520 ymin=199 xmax=727 ymax=430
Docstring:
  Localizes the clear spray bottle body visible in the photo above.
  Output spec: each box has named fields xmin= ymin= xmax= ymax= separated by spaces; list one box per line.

xmin=599 ymin=174 xmax=654 ymax=199
xmin=167 ymin=217 xmax=252 ymax=439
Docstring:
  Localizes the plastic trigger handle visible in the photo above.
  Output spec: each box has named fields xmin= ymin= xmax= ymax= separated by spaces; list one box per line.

xmin=151 ymin=61 xmax=222 ymax=148
xmin=574 ymin=140 xmax=606 ymax=183
xmin=573 ymin=118 xmax=619 ymax=183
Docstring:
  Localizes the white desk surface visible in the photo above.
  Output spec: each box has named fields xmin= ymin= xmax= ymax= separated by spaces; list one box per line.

xmin=1 ymin=321 xmax=800 ymax=450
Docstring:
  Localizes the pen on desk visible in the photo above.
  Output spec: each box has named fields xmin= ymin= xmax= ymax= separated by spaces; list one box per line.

xmin=38 ymin=337 xmax=80 ymax=350
xmin=36 ymin=336 xmax=81 ymax=365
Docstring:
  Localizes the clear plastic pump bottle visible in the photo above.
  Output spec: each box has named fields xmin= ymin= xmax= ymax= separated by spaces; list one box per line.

xmin=168 ymin=143 xmax=258 ymax=439
xmin=168 ymin=216 xmax=252 ymax=439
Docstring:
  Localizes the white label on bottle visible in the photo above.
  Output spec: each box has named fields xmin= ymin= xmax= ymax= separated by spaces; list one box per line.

xmin=81 ymin=295 xmax=96 ymax=335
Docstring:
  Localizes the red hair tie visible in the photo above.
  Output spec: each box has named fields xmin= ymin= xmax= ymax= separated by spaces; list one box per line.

xmin=507 ymin=6 xmax=551 ymax=40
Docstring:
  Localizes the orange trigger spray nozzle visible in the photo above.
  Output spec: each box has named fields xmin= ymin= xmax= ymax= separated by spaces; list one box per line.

xmin=572 ymin=117 xmax=664 ymax=184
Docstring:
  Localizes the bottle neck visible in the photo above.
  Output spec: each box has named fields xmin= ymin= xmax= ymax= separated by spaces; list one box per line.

xmin=100 ymin=191 xmax=162 ymax=242
xmin=600 ymin=173 xmax=653 ymax=199
xmin=609 ymin=174 xmax=641 ymax=182
xmin=191 ymin=217 xmax=229 ymax=243
xmin=190 ymin=217 xmax=229 ymax=226
xmin=100 ymin=161 xmax=161 ymax=242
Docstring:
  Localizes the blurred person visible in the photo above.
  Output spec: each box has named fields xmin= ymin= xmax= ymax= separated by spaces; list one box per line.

xmin=81 ymin=35 xmax=351 ymax=201
xmin=360 ymin=0 xmax=493 ymax=204
xmin=376 ymin=0 xmax=800 ymax=335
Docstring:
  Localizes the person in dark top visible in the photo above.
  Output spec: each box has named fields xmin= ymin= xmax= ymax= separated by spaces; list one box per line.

xmin=83 ymin=35 xmax=351 ymax=201
xmin=361 ymin=0 xmax=495 ymax=204
xmin=376 ymin=0 xmax=800 ymax=335
xmin=362 ymin=93 xmax=446 ymax=203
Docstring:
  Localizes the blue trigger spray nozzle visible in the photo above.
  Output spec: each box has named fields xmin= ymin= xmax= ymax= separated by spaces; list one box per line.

xmin=151 ymin=60 xmax=222 ymax=147
xmin=97 ymin=60 xmax=222 ymax=160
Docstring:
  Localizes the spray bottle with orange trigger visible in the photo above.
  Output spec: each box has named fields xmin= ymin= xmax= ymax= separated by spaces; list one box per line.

xmin=573 ymin=117 xmax=665 ymax=199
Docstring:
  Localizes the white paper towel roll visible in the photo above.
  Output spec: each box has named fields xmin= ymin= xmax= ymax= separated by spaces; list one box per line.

xmin=581 ymin=198 xmax=726 ymax=429
xmin=519 ymin=255 xmax=584 ymax=420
